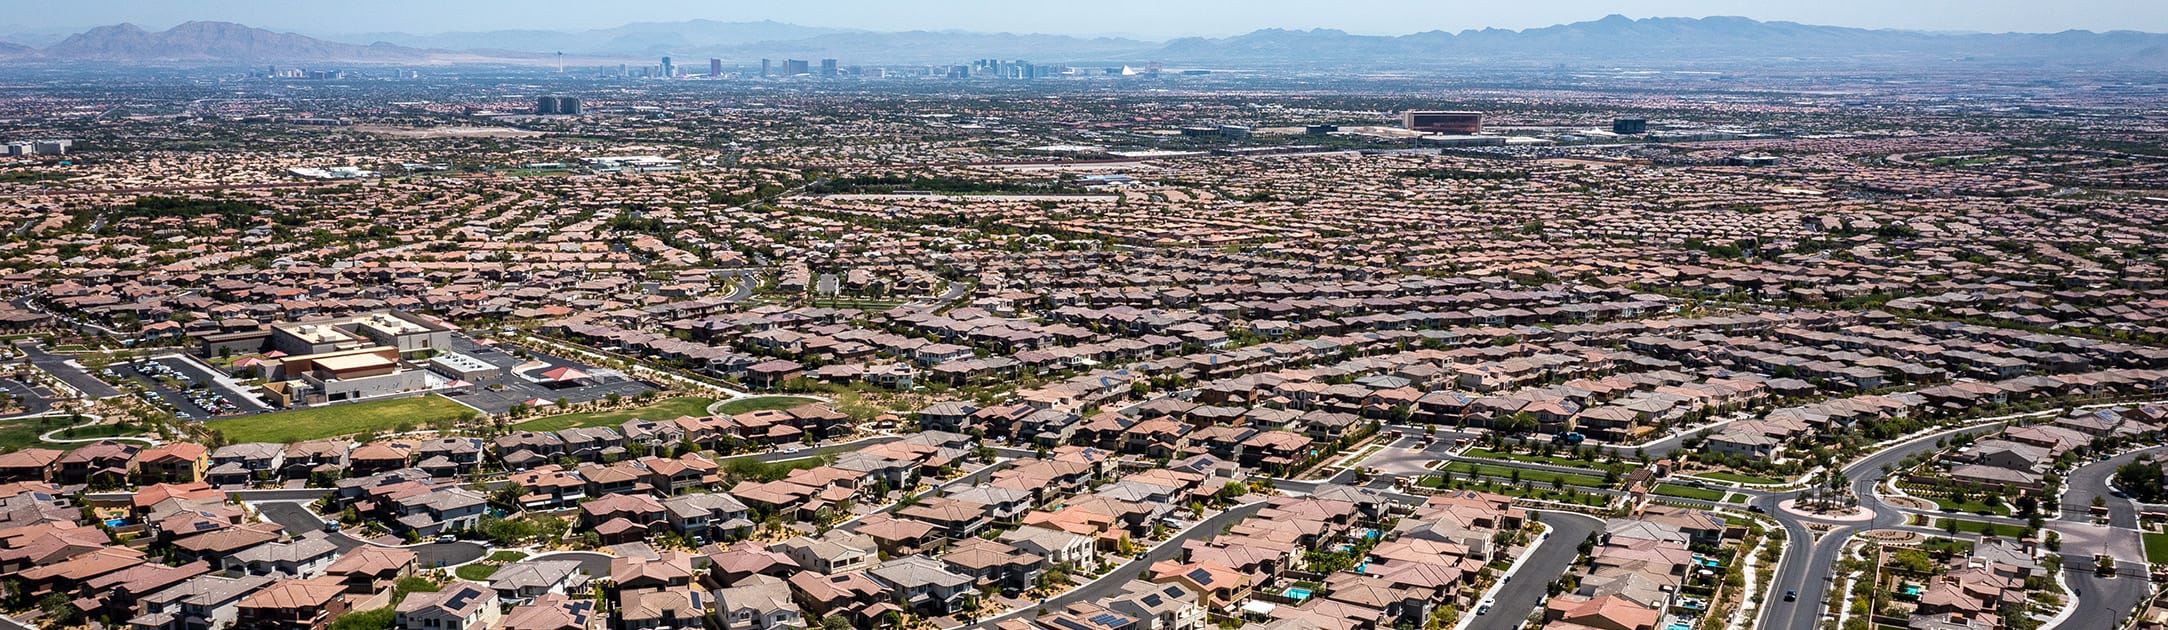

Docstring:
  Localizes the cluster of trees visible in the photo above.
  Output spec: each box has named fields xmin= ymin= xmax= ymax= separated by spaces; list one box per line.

xmin=2114 ymin=457 xmax=2167 ymax=503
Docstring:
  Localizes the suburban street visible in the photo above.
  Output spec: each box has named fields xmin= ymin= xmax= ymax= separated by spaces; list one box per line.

xmin=2047 ymin=446 xmax=2168 ymax=630
xmin=1468 ymin=511 xmax=1603 ymax=630
xmin=1758 ymin=422 xmax=2009 ymax=630
xmin=962 ymin=500 xmax=1269 ymax=629
xmin=254 ymin=500 xmax=487 ymax=568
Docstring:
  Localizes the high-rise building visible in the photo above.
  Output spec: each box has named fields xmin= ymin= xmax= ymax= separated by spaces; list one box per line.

xmin=534 ymin=96 xmax=558 ymax=115
xmin=820 ymin=58 xmax=838 ymax=77
xmin=1612 ymin=118 xmax=1648 ymax=134
xmin=710 ymin=58 xmax=723 ymax=77
xmin=557 ymin=97 xmax=583 ymax=116
xmin=1402 ymin=111 xmax=1483 ymax=134
xmin=760 ymin=59 xmax=771 ymax=77
xmin=660 ymin=56 xmax=673 ymax=77
xmin=785 ymin=59 xmax=809 ymax=75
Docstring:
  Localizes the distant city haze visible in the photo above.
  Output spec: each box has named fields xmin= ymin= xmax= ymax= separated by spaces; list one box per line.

xmin=7 ymin=0 xmax=2165 ymax=39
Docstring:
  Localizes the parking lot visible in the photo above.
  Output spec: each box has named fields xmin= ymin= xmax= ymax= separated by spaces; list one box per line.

xmin=103 ymin=355 xmax=270 ymax=421
xmin=440 ymin=335 xmax=656 ymax=415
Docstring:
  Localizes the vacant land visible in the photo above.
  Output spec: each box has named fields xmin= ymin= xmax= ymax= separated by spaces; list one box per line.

xmin=515 ymin=396 xmax=717 ymax=433
xmin=207 ymin=395 xmax=472 ymax=443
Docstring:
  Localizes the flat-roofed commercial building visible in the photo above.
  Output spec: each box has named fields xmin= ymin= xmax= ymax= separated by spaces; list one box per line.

xmin=265 ymin=347 xmax=428 ymax=406
xmin=1403 ymin=110 xmax=1483 ymax=134
xmin=270 ymin=311 xmax=452 ymax=357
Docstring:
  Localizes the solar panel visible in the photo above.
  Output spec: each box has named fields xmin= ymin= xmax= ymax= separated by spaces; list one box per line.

xmin=1052 ymin=619 xmax=1094 ymax=630
xmin=1140 ymin=595 xmax=1162 ymax=606
xmin=1091 ymin=613 xmax=1126 ymax=625
xmin=1186 ymin=568 xmax=1214 ymax=584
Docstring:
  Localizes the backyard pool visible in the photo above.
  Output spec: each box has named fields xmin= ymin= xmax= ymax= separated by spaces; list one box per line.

xmin=1283 ymin=587 xmax=1314 ymax=601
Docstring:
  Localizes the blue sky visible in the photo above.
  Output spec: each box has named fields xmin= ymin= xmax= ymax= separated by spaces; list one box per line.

xmin=10 ymin=0 xmax=2165 ymax=39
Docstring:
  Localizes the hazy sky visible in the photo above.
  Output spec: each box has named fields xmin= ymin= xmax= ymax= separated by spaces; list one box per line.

xmin=11 ymin=0 xmax=2166 ymax=38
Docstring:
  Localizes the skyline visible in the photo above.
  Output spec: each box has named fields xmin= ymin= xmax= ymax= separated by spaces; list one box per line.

xmin=6 ymin=0 xmax=2168 ymax=43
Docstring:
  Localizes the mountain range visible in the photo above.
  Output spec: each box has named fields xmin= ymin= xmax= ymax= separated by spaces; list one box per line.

xmin=0 ymin=15 xmax=2162 ymax=70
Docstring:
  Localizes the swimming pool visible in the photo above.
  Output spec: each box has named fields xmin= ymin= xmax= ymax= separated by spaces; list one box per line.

xmin=1283 ymin=587 xmax=1314 ymax=601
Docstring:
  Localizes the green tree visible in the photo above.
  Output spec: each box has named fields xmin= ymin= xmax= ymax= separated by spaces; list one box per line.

xmin=331 ymin=607 xmax=396 ymax=630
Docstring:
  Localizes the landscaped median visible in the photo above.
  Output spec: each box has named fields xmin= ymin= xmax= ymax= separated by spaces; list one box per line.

xmin=204 ymin=394 xmax=474 ymax=443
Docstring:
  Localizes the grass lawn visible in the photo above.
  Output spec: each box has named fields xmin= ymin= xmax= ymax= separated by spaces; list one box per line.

xmin=714 ymin=396 xmax=821 ymax=415
xmin=1927 ymin=496 xmax=2013 ymax=516
xmin=2146 ymin=533 xmax=2168 ymax=565
xmin=1689 ymin=471 xmax=1786 ymax=485
xmin=207 ymin=395 xmax=474 ymax=443
xmin=1937 ymin=518 xmax=2029 ymax=538
xmin=487 ymin=550 xmax=529 ymax=563
xmin=454 ymin=551 xmax=528 ymax=581
xmin=1418 ymin=475 xmax=1609 ymax=506
xmin=1651 ymin=483 xmax=1729 ymax=501
xmin=454 ymin=564 xmax=501 ymax=581
xmin=0 ymin=417 xmax=153 ymax=451
xmin=1448 ymin=461 xmax=1611 ymax=489
xmin=0 ymin=415 xmax=75 ymax=451
xmin=1723 ymin=493 xmax=1746 ymax=504
xmin=1462 ymin=448 xmax=1610 ymax=471
xmin=515 ymin=396 xmax=717 ymax=433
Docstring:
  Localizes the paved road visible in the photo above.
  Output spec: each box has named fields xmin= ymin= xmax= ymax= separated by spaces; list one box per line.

xmin=2062 ymin=558 xmax=2152 ymax=630
xmin=255 ymin=500 xmax=486 ymax=567
xmin=1469 ymin=511 xmax=1603 ymax=630
xmin=1761 ymin=422 xmax=2008 ymax=630
xmin=741 ymin=435 xmax=902 ymax=463
xmin=15 ymin=340 xmax=119 ymax=399
xmin=2048 ymin=447 xmax=2168 ymax=630
xmin=152 ymin=354 xmax=271 ymax=413
xmin=719 ymin=270 xmax=758 ymax=303
xmin=963 ymin=500 xmax=1268 ymax=629
xmin=2062 ymin=446 xmax=2167 ymax=529
xmin=525 ymin=551 xmax=614 ymax=578
xmin=0 ymin=381 xmax=52 ymax=420
xmin=0 ymin=378 xmax=53 ymax=417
